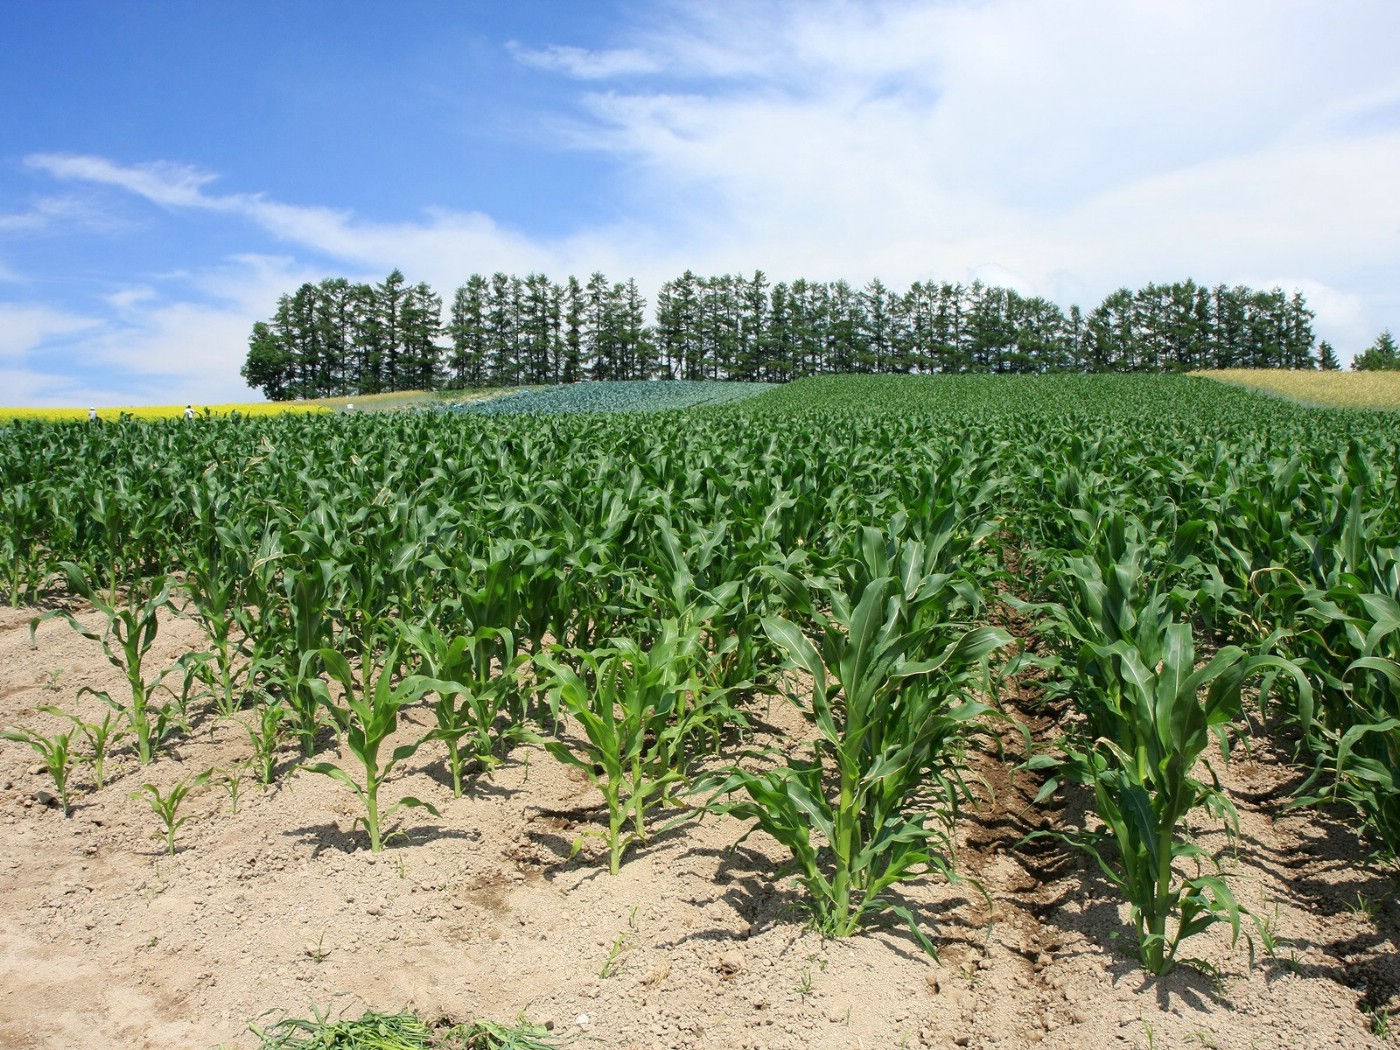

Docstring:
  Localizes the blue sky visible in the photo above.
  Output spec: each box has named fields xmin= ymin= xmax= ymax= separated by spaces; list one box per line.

xmin=2 ymin=0 xmax=1398 ymax=405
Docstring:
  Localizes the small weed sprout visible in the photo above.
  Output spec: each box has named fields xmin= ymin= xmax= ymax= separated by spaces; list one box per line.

xmin=1346 ymin=892 xmax=1381 ymax=921
xmin=1369 ymin=1006 xmax=1393 ymax=1040
xmin=599 ymin=931 xmax=631 ymax=979
xmin=797 ymin=967 xmax=814 ymax=999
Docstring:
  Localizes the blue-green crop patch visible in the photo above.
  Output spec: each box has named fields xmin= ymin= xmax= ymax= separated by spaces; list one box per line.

xmin=452 ymin=380 xmax=773 ymax=415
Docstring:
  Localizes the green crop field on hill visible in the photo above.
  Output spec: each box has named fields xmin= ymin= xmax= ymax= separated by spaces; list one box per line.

xmin=3 ymin=373 xmax=1397 ymax=983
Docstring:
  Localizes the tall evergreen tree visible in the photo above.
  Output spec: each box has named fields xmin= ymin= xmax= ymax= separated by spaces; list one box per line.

xmin=562 ymin=276 xmax=585 ymax=382
xmin=1317 ymin=339 xmax=1341 ymax=371
xmin=448 ymin=275 xmax=490 ymax=388
xmin=1353 ymin=329 xmax=1399 ymax=371
xmin=400 ymin=281 xmax=444 ymax=390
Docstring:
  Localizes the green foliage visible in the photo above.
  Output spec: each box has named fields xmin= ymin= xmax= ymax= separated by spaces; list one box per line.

xmin=6 ymin=372 xmax=1400 ymax=976
xmin=248 ymin=1008 xmax=560 ymax=1050
xmin=536 ymin=619 xmax=736 ymax=874
xmin=1353 ymin=329 xmax=1399 ymax=371
xmin=3 ymin=722 xmax=77 ymax=816
xmin=398 ymin=621 xmax=534 ymax=795
xmin=714 ymin=528 xmax=1010 ymax=949
xmin=131 ymin=772 xmax=209 ymax=855
xmin=301 ymin=642 xmax=441 ymax=852
xmin=42 ymin=704 xmax=125 ymax=790
xmin=1026 ymin=519 xmax=1312 ymax=974
xmin=33 ymin=563 xmax=177 ymax=765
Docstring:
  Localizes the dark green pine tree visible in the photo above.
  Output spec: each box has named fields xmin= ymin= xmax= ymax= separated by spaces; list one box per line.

xmin=1285 ymin=290 xmax=1318 ymax=368
xmin=400 ymin=281 xmax=444 ymax=390
xmin=315 ymin=277 xmax=359 ymax=395
xmin=934 ymin=283 xmax=967 ymax=373
xmin=767 ymin=282 xmax=795 ymax=381
xmin=349 ymin=281 xmax=382 ymax=394
xmin=858 ymin=279 xmax=894 ymax=373
xmin=283 ymin=283 xmax=323 ymax=397
xmin=373 ymin=270 xmax=409 ymax=391
xmin=732 ymin=270 xmax=769 ymax=380
xmin=615 ymin=279 xmax=654 ymax=379
xmin=584 ymin=272 xmax=618 ymax=380
xmin=1210 ymin=286 xmax=1247 ymax=369
xmin=448 ymin=276 xmax=490 ymax=388
xmin=561 ymin=276 xmax=585 ymax=383
xmin=1353 ymin=329 xmax=1399 ymax=371
xmin=519 ymin=273 xmax=558 ymax=384
xmin=654 ymin=272 xmax=694 ymax=378
xmin=484 ymin=273 xmax=521 ymax=386
xmin=1317 ymin=339 xmax=1341 ymax=371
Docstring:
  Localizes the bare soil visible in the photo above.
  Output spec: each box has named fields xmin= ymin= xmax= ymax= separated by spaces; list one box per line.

xmin=1 ymin=603 xmax=1397 ymax=1050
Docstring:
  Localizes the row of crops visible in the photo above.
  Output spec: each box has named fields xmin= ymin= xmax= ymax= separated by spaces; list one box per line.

xmin=452 ymin=379 xmax=774 ymax=415
xmin=2 ymin=374 xmax=1397 ymax=978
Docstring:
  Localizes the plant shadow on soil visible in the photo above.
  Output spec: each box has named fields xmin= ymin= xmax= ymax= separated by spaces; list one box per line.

xmin=280 ymin=819 xmax=482 ymax=857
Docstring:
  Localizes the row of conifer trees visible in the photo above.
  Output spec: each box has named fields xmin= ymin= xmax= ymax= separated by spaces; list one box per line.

xmin=241 ymin=269 xmax=1340 ymax=400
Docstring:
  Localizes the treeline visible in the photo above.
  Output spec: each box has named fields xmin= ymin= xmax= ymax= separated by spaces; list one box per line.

xmin=241 ymin=269 xmax=1332 ymax=399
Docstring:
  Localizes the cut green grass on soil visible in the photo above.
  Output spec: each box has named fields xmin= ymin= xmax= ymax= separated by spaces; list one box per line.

xmin=245 ymin=1009 xmax=561 ymax=1050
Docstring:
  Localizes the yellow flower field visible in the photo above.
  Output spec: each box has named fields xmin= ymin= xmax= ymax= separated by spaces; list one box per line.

xmin=0 ymin=402 xmax=331 ymax=422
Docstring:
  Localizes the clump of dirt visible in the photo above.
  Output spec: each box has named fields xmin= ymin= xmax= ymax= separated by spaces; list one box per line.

xmin=0 ymin=604 xmax=1395 ymax=1049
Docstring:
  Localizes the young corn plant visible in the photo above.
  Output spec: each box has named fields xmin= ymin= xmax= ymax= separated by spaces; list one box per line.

xmin=713 ymin=535 xmax=1010 ymax=950
xmin=398 ymin=620 xmax=534 ymax=795
xmin=176 ymin=489 xmax=257 ymax=718
xmin=3 ymin=722 xmax=77 ymax=815
xmin=301 ymin=644 xmax=441 ymax=852
xmin=242 ymin=693 xmax=289 ymax=786
xmin=131 ymin=771 xmax=210 ymax=855
xmin=1029 ymin=541 xmax=1311 ymax=976
xmin=42 ymin=704 xmax=125 ymax=790
xmin=535 ymin=619 xmax=734 ymax=874
xmin=32 ymin=562 xmax=177 ymax=765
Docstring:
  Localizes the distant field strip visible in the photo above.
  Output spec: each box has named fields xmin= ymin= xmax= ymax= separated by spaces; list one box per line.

xmin=0 ymin=402 xmax=330 ymax=422
xmin=1199 ymin=369 xmax=1400 ymax=410
xmin=454 ymin=380 xmax=774 ymax=415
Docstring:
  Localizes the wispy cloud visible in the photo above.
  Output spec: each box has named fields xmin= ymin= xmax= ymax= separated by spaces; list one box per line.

xmin=508 ymin=42 xmax=661 ymax=79
xmin=0 ymin=305 xmax=101 ymax=359
xmin=20 ymin=150 xmax=671 ymax=296
xmin=26 ymin=154 xmax=221 ymax=210
xmin=0 ymin=194 xmax=130 ymax=234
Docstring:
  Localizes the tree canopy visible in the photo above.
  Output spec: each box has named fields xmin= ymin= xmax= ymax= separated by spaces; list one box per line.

xmin=243 ymin=270 xmax=1331 ymax=399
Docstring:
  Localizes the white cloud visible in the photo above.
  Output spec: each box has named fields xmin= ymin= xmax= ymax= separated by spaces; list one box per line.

xmin=548 ymin=0 xmax=1400 ymax=341
xmin=26 ymin=155 xmax=221 ymax=210
xmin=0 ymin=194 xmax=131 ymax=234
xmin=67 ymin=254 xmax=323 ymax=402
xmin=104 ymin=286 xmax=158 ymax=310
xmin=508 ymin=42 xmax=661 ymax=79
xmin=0 ymin=305 xmax=102 ymax=359
xmin=0 ymin=256 xmax=322 ymax=405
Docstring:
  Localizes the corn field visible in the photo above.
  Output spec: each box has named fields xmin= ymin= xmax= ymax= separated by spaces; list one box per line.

xmin=3 ymin=373 xmax=1398 ymax=978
